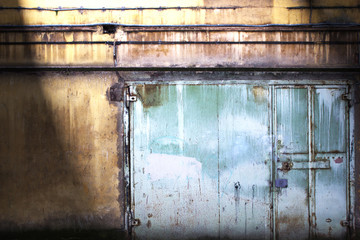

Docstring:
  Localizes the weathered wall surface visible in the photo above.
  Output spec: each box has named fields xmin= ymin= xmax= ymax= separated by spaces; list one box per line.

xmin=0 ymin=0 xmax=359 ymax=68
xmin=118 ymin=30 xmax=359 ymax=68
xmin=0 ymin=0 xmax=359 ymax=25
xmin=0 ymin=29 xmax=359 ymax=68
xmin=0 ymin=0 xmax=359 ymax=238
xmin=0 ymin=72 xmax=122 ymax=231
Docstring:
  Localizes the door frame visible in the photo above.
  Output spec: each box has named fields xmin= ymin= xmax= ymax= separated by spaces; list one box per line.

xmin=123 ymin=79 xmax=355 ymax=239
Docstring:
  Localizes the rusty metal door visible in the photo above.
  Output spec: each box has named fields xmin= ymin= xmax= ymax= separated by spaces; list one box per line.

xmin=273 ymin=86 xmax=351 ymax=239
xmin=127 ymin=83 xmax=352 ymax=240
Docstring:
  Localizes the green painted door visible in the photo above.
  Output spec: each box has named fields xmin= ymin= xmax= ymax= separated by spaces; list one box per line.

xmin=274 ymin=86 xmax=349 ymax=239
xmin=128 ymin=83 xmax=351 ymax=239
xmin=218 ymin=85 xmax=271 ymax=239
xmin=130 ymin=84 xmax=271 ymax=239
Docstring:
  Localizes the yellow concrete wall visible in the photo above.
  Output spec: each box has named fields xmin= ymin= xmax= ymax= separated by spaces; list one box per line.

xmin=0 ymin=0 xmax=359 ymax=25
xmin=0 ymin=72 xmax=122 ymax=230
xmin=0 ymin=0 xmax=359 ymax=68
xmin=0 ymin=30 xmax=114 ymax=66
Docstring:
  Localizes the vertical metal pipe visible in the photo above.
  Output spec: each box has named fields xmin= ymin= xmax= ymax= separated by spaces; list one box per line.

xmin=309 ymin=0 xmax=313 ymax=24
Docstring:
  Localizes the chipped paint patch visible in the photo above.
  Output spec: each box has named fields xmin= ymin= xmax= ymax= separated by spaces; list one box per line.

xmin=334 ymin=157 xmax=343 ymax=164
xmin=146 ymin=154 xmax=201 ymax=181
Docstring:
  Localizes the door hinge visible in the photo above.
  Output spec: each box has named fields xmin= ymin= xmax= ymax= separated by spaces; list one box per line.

xmin=128 ymin=210 xmax=140 ymax=227
xmin=340 ymin=220 xmax=352 ymax=227
xmin=340 ymin=214 xmax=354 ymax=228
xmin=131 ymin=218 xmax=140 ymax=227
xmin=342 ymin=93 xmax=352 ymax=101
xmin=126 ymin=88 xmax=137 ymax=108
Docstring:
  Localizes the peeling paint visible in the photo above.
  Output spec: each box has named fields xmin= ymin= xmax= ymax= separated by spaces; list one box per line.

xmin=146 ymin=154 xmax=201 ymax=181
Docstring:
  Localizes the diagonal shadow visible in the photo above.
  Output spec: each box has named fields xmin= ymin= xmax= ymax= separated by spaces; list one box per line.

xmin=0 ymin=1 xmax=123 ymax=239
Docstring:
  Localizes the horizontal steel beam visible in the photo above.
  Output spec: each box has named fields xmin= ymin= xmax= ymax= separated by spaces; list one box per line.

xmin=0 ymin=26 xmax=98 ymax=32
xmin=1 ymin=23 xmax=359 ymax=28
xmin=0 ymin=6 xmax=245 ymax=11
xmin=0 ymin=40 xmax=359 ymax=45
xmin=1 ymin=23 xmax=359 ymax=33
xmin=122 ymin=26 xmax=360 ymax=32
xmin=0 ymin=66 xmax=359 ymax=72
xmin=0 ymin=6 xmax=359 ymax=11
xmin=288 ymin=5 xmax=360 ymax=10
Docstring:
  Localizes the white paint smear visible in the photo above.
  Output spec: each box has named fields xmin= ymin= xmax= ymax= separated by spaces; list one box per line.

xmin=146 ymin=154 xmax=202 ymax=181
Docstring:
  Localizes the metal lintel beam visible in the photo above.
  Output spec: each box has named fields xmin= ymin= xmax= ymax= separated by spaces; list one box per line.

xmin=0 ymin=40 xmax=359 ymax=45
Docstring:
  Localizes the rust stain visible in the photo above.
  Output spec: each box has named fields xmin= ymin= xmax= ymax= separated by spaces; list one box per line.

xmin=146 ymin=220 xmax=152 ymax=228
xmin=136 ymin=84 xmax=167 ymax=108
xmin=277 ymin=215 xmax=306 ymax=231
xmin=252 ymin=86 xmax=267 ymax=103
xmin=280 ymin=161 xmax=293 ymax=172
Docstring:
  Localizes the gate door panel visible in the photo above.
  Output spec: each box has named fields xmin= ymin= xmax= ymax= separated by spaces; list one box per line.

xmin=314 ymin=88 xmax=348 ymax=239
xmin=274 ymin=86 xmax=349 ymax=239
xmin=130 ymin=84 xmax=272 ymax=240
xmin=218 ymin=85 xmax=271 ymax=239
xmin=129 ymin=83 xmax=350 ymax=240
xmin=275 ymin=87 xmax=310 ymax=239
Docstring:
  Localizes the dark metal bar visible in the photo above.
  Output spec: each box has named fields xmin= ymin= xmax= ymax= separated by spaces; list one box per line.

xmin=288 ymin=5 xmax=360 ymax=10
xmin=1 ymin=6 xmax=358 ymax=11
xmin=0 ymin=66 xmax=359 ymax=72
xmin=1 ymin=25 xmax=360 ymax=33
xmin=0 ymin=6 xmax=244 ymax=11
xmin=0 ymin=26 xmax=97 ymax=32
xmin=309 ymin=0 xmax=313 ymax=23
xmin=358 ymin=32 xmax=360 ymax=65
xmin=122 ymin=26 xmax=360 ymax=32
xmin=0 ymin=41 xmax=359 ymax=45
xmin=5 ymin=23 xmax=360 ymax=27
xmin=1 ymin=23 xmax=360 ymax=28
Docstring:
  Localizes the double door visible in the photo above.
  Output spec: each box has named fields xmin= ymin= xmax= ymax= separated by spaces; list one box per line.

xmin=128 ymin=83 xmax=352 ymax=239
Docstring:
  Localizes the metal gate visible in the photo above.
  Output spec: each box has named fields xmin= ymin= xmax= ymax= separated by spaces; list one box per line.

xmin=126 ymin=82 xmax=353 ymax=240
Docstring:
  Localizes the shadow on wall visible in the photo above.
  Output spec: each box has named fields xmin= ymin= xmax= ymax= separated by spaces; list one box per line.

xmin=307 ymin=0 xmax=360 ymax=67
xmin=309 ymin=0 xmax=358 ymax=24
xmin=0 ymin=2 xmax=123 ymax=239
